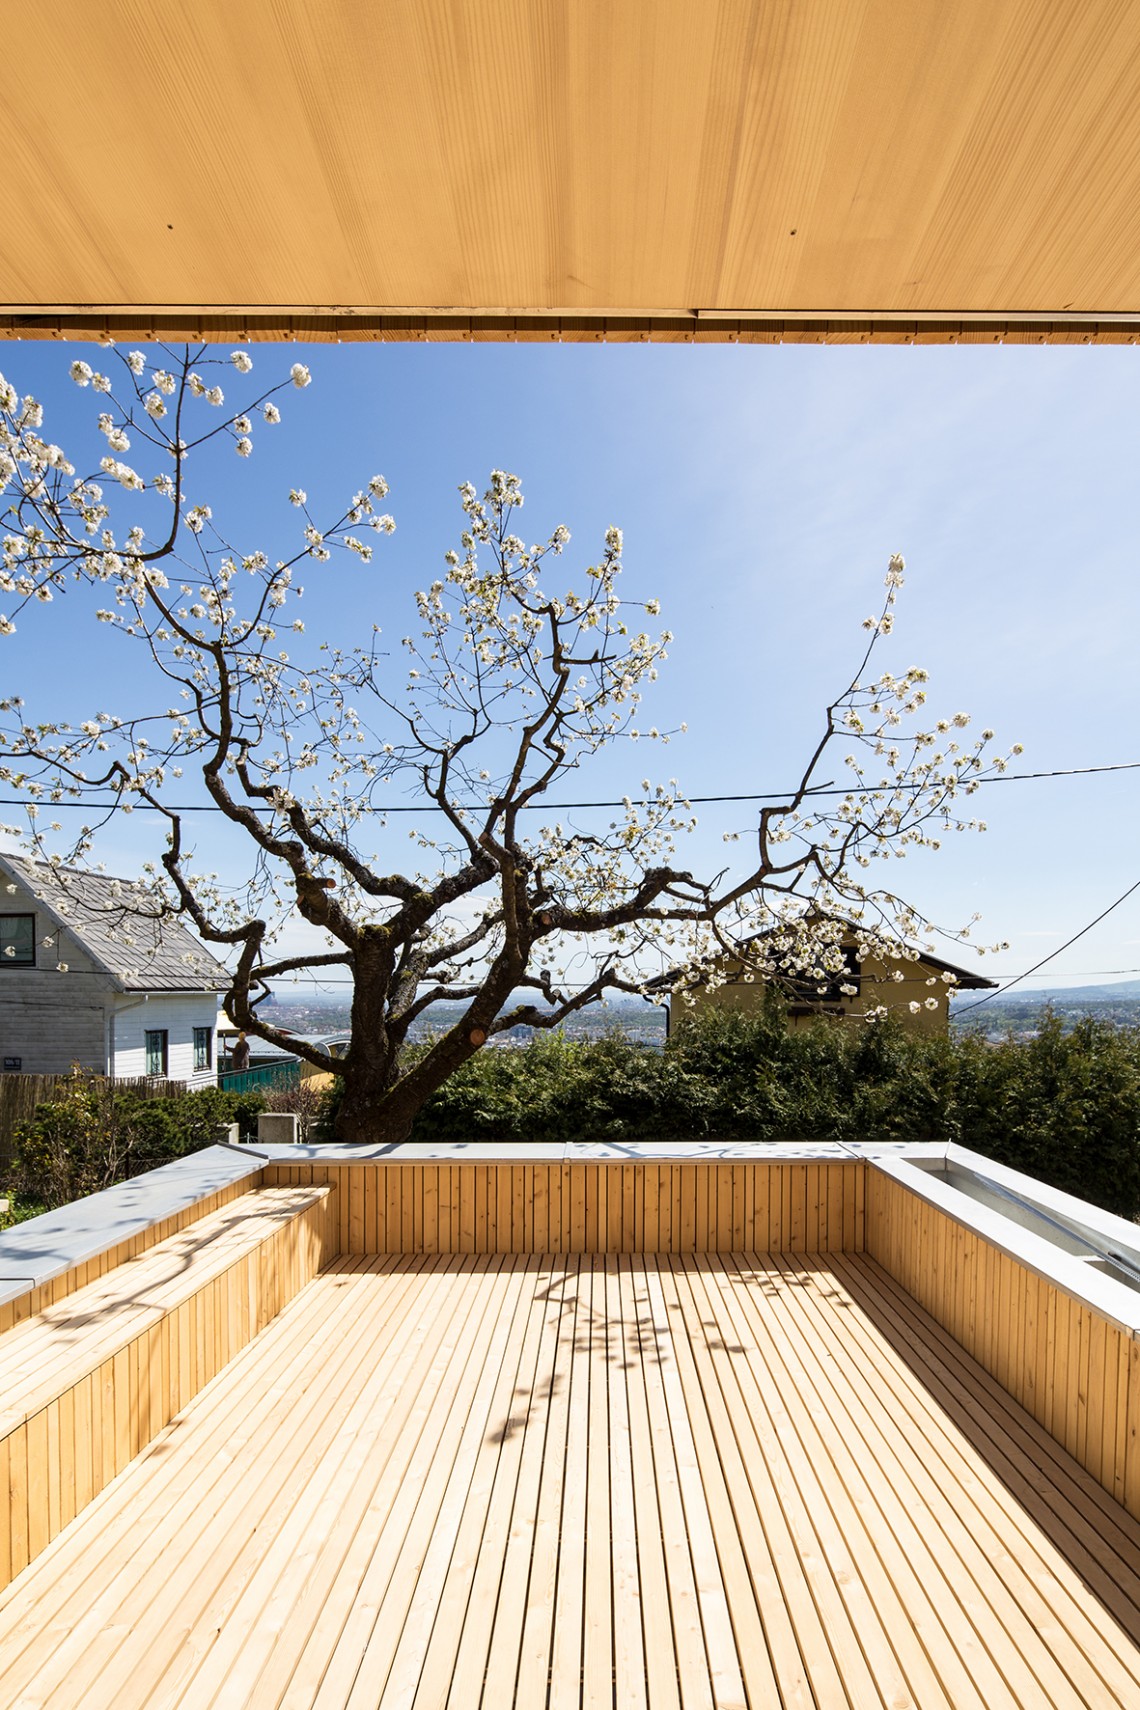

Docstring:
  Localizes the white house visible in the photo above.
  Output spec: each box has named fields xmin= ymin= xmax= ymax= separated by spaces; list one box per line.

xmin=0 ymin=854 xmax=229 ymax=1089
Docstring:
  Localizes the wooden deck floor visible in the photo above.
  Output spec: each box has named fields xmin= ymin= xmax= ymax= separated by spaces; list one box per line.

xmin=1 ymin=1253 xmax=1139 ymax=1709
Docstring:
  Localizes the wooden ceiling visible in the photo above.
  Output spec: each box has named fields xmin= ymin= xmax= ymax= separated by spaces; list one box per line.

xmin=7 ymin=0 xmax=1140 ymax=345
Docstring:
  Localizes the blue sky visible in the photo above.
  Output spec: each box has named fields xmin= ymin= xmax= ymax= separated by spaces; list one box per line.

xmin=2 ymin=337 xmax=1139 ymax=994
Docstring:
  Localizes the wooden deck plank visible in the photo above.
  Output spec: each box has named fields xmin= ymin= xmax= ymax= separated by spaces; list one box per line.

xmin=179 ymin=1258 xmax=507 ymax=1710
xmin=0 ymin=1258 xmax=377 ymax=1678
xmin=632 ymin=1258 xmax=810 ymax=1710
xmin=767 ymin=1253 xmax=1124 ymax=1709
xmin=267 ymin=1260 xmax=525 ymax=1710
xmin=329 ymin=1258 xmax=540 ymax=1710
xmin=546 ymin=1260 xmax=589 ymax=1710
xmin=636 ymin=1260 xmax=713 ymax=1709
xmin=644 ymin=1257 xmax=790 ymax=1710
xmin=0 ymin=1258 xmax=357 ymax=1682
xmin=476 ymin=1261 xmax=573 ymax=1710
xmin=620 ymin=1259 xmax=685 ymax=1710
xmin=2 ymin=1259 xmax=410 ymax=1710
xmin=2 ymin=1253 xmax=1140 ymax=1710
xmin=0 ymin=1259 xmax=382 ymax=1703
xmin=402 ymin=1259 xmax=545 ymax=1710
xmin=510 ymin=1264 xmax=579 ymax=1710
xmin=604 ymin=1259 xmax=648 ymax=1710
xmin=826 ymin=1254 xmax=1140 ymax=1706
xmin=726 ymin=1256 xmax=1040 ymax=1709
xmin=835 ymin=1254 xmax=1140 ymax=1606
xmin=647 ymin=1262 xmax=746 ymax=1710
xmin=439 ymin=1257 xmax=556 ymax=1709
xmin=583 ymin=1257 xmax=614 ymax=1707
xmin=660 ymin=1256 xmax=888 ymax=1710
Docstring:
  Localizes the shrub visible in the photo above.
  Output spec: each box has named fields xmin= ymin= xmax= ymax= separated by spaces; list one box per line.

xmin=0 ymin=1189 xmax=47 ymax=1231
xmin=13 ymin=1010 xmax=1140 ymax=1223
xmin=12 ymin=1077 xmax=265 ymax=1210
xmin=408 ymin=1006 xmax=1140 ymax=1218
xmin=260 ymin=1075 xmax=337 ymax=1143
xmin=951 ymin=1013 xmax=1140 ymax=1218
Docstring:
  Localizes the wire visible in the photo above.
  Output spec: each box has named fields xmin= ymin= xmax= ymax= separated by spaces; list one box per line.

xmin=254 ymin=962 xmax=1140 ymax=989
xmin=953 ymin=876 xmax=1140 ymax=1014
xmin=1 ymin=758 xmax=1137 ymax=817
xmin=954 ymin=966 xmax=1140 ymax=983
xmin=7 ymin=756 xmax=1140 ymax=1012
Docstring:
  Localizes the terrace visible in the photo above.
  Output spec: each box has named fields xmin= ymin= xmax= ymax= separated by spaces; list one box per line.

xmin=5 ymin=3 xmax=1140 ymax=1701
xmin=1 ymin=1142 xmax=1138 ymax=1707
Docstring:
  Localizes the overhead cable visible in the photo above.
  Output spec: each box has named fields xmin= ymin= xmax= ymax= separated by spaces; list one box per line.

xmin=1 ymin=758 xmax=1137 ymax=817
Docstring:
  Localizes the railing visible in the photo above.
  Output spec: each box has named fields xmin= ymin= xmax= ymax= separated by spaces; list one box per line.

xmin=217 ymin=1059 xmax=301 ymax=1095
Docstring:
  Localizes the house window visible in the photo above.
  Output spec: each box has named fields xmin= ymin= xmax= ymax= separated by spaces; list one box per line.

xmin=145 ymin=1029 xmax=168 ymax=1077
xmin=0 ymin=915 xmax=35 ymax=967
xmin=784 ymin=946 xmax=862 ymax=1009
xmin=822 ymin=946 xmax=862 ymax=1005
xmin=193 ymin=1026 xmax=213 ymax=1072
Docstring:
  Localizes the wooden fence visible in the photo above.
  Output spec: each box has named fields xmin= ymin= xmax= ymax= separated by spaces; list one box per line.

xmin=0 ymin=1073 xmax=187 ymax=1173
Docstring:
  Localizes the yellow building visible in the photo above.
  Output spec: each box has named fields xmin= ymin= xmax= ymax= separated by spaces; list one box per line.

xmin=682 ymin=935 xmax=997 ymax=1037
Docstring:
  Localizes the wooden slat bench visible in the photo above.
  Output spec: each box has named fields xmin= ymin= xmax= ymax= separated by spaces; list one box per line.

xmin=0 ymin=1146 xmax=266 ymax=1334
xmin=0 ymin=1182 xmax=337 ymax=1591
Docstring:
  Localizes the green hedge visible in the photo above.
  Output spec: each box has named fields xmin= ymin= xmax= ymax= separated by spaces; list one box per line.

xmin=8 ymin=1008 xmax=1140 ymax=1223
xmin=409 ymin=1005 xmax=1140 ymax=1219
xmin=10 ymin=1079 xmax=266 ymax=1210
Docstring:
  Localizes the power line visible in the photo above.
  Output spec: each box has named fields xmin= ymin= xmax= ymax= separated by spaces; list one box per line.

xmin=9 ymin=755 xmax=1140 ymax=1011
xmin=1 ymin=758 xmax=1137 ymax=818
xmin=258 ymin=962 xmax=1140 ymax=990
xmin=953 ymin=876 xmax=1140 ymax=1014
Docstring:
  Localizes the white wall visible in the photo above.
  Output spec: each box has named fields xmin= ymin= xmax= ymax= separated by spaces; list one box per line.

xmin=0 ymin=984 xmax=110 ymax=1075
xmin=1 ymin=865 xmax=221 ymax=1085
xmin=0 ymin=869 xmax=112 ymax=1072
xmin=111 ymin=993 xmax=220 ymax=1089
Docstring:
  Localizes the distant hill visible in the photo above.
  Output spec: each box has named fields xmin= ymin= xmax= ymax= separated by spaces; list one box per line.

xmin=950 ymin=976 xmax=1140 ymax=1035
xmin=952 ymin=977 xmax=1140 ymax=1009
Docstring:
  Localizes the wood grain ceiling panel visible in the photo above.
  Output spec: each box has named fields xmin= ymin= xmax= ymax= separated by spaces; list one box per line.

xmin=5 ymin=0 xmax=1140 ymax=341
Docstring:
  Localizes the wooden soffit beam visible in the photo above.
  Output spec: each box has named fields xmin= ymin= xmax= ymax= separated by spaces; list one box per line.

xmin=5 ymin=2 xmax=1140 ymax=346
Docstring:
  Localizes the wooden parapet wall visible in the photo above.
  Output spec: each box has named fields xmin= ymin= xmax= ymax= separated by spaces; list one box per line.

xmin=865 ymin=1167 xmax=1140 ymax=1521
xmin=262 ymin=1159 xmax=865 ymax=1255
xmin=0 ymin=1183 xmax=337 ymax=1592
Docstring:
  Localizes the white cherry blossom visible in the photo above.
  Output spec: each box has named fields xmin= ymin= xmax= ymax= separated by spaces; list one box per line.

xmin=0 ymin=355 xmax=1010 ymax=1143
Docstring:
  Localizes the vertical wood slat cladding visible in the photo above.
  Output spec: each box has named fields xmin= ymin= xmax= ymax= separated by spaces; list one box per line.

xmin=0 ymin=1186 xmax=337 ymax=1594
xmin=0 ymin=1174 xmax=261 ymax=1336
xmin=261 ymin=1161 xmax=865 ymax=1257
xmin=865 ymin=1168 xmax=1140 ymax=1522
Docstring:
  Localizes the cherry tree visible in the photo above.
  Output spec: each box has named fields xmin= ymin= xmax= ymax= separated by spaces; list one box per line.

xmin=0 ymin=348 xmax=1014 ymax=1143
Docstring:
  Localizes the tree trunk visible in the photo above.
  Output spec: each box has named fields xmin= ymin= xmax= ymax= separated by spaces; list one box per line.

xmin=332 ymin=1030 xmax=416 ymax=1145
xmin=332 ymin=1020 xmax=484 ymax=1145
xmin=331 ymin=954 xmax=524 ymax=1143
xmin=334 ymin=1081 xmax=416 ymax=1146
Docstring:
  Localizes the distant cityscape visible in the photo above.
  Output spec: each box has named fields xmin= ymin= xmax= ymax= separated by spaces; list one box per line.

xmin=261 ymin=991 xmax=670 ymax=1047
xmin=260 ymin=978 xmax=1140 ymax=1049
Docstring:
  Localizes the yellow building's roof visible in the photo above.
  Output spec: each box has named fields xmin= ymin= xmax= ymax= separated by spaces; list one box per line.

xmin=7 ymin=1 xmax=1140 ymax=345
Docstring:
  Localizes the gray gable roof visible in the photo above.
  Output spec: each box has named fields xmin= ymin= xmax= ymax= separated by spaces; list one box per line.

xmin=0 ymin=854 xmax=230 ymax=992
